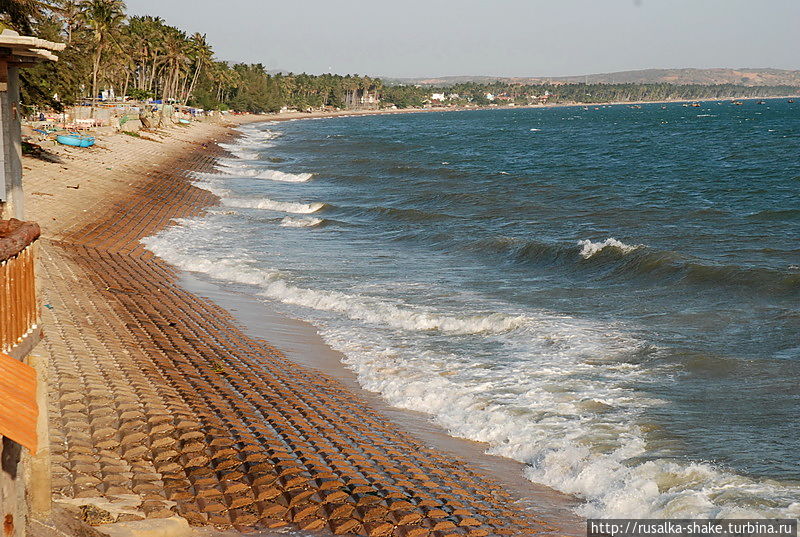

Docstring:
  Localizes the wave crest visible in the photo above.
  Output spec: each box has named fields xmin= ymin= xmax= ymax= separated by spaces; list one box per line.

xmin=578 ymin=238 xmax=639 ymax=259
xmin=222 ymin=197 xmax=325 ymax=214
xmin=280 ymin=216 xmax=323 ymax=228
xmin=214 ymin=165 xmax=313 ymax=183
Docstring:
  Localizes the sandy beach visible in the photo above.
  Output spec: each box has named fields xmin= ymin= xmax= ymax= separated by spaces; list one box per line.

xmin=23 ymin=115 xmax=583 ymax=536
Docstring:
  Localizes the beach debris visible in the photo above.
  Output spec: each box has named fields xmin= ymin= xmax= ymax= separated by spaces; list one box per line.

xmin=79 ymin=505 xmax=115 ymax=526
xmin=66 ymin=184 xmax=80 ymax=189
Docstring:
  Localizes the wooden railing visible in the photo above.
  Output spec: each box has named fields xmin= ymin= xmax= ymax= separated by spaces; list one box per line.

xmin=0 ymin=219 xmax=40 ymax=358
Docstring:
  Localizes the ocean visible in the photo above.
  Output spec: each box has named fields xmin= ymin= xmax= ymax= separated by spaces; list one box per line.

xmin=143 ymin=100 xmax=800 ymax=519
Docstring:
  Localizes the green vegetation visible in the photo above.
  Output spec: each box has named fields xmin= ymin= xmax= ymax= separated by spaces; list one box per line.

xmin=2 ymin=1 xmax=797 ymax=114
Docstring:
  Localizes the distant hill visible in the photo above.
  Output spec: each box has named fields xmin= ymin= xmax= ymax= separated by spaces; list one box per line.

xmin=388 ymin=68 xmax=800 ymax=87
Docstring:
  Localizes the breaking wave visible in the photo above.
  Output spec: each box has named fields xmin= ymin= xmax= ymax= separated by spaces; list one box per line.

xmin=280 ymin=216 xmax=324 ymax=228
xmin=578 ymin=238 xmax=640 ymax=259
xmin=143 ymin=226 xmax=525 ymax=335
xmin=213 ymin=165 xmax=314 ymax=183
xmin=222 ymin=197 xmax=325 ymax=214
xmin=465 ymin=236 xmax=799 ymax=295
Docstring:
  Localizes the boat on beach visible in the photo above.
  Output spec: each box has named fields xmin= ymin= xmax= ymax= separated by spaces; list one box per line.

xmin=56 ymin=134 xmax=95 ymax=147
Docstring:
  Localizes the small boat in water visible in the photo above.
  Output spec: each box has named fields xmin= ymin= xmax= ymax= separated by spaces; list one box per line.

xmin=788 ymin=99 xmax=795 ymax=103
xmin=56 ymin=134 xmax=95 ymax=148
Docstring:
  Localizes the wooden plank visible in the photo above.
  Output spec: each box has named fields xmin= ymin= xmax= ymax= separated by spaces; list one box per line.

xmin=0 ymin=351 xmax=37 ymax=452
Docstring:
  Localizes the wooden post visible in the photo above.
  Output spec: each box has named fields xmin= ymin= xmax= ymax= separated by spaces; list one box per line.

xmin=7 ymin=65 xmax=23 ymax=220
xmin=0 ymin=58 xmax=7 ymax=216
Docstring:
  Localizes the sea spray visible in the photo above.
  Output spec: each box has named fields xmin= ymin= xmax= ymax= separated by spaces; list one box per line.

xmin=578 ymin=238 xmax=639 ymax=259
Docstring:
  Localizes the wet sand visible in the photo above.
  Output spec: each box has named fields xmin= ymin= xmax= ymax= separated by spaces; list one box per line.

xmin=25 ymin=116 xmax=583 ymax=536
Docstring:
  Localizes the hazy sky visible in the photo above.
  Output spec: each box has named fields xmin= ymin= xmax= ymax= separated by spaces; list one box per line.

xmin=124 ymin=0 xmax=800 ymax=78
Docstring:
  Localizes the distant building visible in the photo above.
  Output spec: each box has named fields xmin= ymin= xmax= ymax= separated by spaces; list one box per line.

xmin=485 ymin=93 xmax=495 ymax=101
xmin=430 ymin=93 xmax=446 ymax=101
xmin=538 ymin=90 xmax=552 ymax=104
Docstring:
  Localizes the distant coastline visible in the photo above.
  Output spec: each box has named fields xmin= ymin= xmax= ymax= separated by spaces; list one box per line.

xmin=251 ymin=94 xmax=800 ymax=125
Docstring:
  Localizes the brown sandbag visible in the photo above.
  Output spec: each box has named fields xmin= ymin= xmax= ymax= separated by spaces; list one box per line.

xmin=0 ymin=219 xmax=41 ymax=261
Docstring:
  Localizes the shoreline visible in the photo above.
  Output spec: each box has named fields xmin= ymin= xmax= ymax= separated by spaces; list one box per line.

xmin=25 ymin=117 xmax=582 ymax=536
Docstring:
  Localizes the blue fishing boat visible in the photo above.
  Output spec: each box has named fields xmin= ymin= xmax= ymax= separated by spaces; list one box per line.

xmin=56 ymin=134 xmax=95 ymax=148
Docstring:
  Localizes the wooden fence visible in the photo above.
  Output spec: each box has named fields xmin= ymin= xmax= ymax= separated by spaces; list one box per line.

xmin=0 ymin=219 xmax=40 ymax=357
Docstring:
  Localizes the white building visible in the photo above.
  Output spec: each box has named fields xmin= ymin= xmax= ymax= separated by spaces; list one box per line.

xmin=430 ymin=93 xmax=446 ymax=101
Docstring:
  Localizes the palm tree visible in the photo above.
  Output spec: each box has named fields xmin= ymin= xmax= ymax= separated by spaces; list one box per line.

xmin=59 ymin=0 xmax=81 ymax=42
xmin=127 ymin=15 xmax=166 ymax=96
xmin=156 ymin=26 xmax=188 ymax=102
xmin=183 ymin=32 xmax=211 ymax=105
xmin=0 ymin=0 xmax=58 ymax=32
xmin=78 ymin=0 xmax=125 ymax=115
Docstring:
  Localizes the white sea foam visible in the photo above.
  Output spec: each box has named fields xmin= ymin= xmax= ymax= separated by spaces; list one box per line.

xmin=280 ymin=217 xmax=323 ymax=228
xmin=190 ymin=178 xmax=230 ymax=198
xmin=142 ymin=221 xmax=527 ymax=337
xmin=578 ymin=238 xmax=639 ymax=259
xmin=222 ymin=197 xmax=324 ymax=214
xmin=257 ymin=169 xmax=313 ymax=183
xmin=217 ymin=142 xmax=262 ymax=160
xmin=322 ymin=320 xmax=800 ymax=520
xmin=214 ymin=158 xmax=252 ymax=170
xmin=212 ymin=165 xmax=313 ymax=183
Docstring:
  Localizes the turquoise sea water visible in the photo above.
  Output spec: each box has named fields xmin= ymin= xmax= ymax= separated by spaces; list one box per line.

xmin=144 ymin=100 xmax=800 ymax=518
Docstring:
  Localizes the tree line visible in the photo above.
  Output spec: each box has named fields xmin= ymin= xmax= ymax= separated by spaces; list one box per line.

xmin=1 ymin=1 xmax=797 ymax=114
xmin=2 ymin=0 xmax=381 ymax=113
xmin=383 ymin=81 xmax=798 ymax=108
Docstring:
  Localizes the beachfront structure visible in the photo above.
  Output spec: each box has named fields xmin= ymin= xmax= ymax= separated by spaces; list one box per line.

xmin=0 ymin=29 xmax=63 ymax=537
xmin=0 ymin=30 xmax=65 ymax=219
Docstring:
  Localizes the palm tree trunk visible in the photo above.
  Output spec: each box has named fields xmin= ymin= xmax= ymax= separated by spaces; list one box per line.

xmin=184 ymin=64 xmax=202 ymax=106
xmin=90 ymin=45 xmax=103 ymax=118
xmin=148 ymin=60 xmax=158 ymax=93
xmin=122 ymin=69 xmax=130 ymax=101
xmin=179 ymin=73 xmax=190 ymax=104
